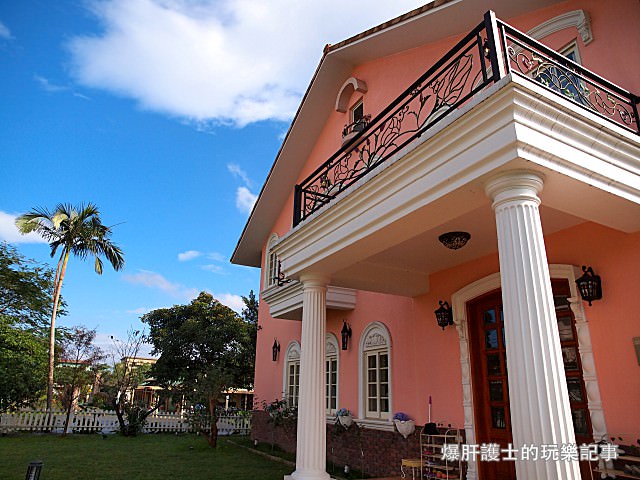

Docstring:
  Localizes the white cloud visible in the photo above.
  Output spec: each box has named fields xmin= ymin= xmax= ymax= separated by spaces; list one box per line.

xmin=177 ymin=249 xmax=202 ymax=261
xmin=236 ymin=186 xmax=257 ymax=214
xmin=67 ymin=0 xmax=427 ymax=127
xmin=215 ymin=292 xmax=244 ymax=313
xmin=227 ymin=163 xmax=252 ymax=188
xmin=121 ymin=270 xmax=244 ymax=313
xmin=0 ymin=21 xmax=12 ymax=40
xmin=0 ymin=211 xmax=48 ymax=244
xmin=207 ymin=252 xmax=225 ymax=262
xmin=34 ymin=75 xmax=69 ymax=93
xmin=202 ymin=263 xmax=224 ymax=274
xmin=122 ymin=270 xmax=199 ymax=300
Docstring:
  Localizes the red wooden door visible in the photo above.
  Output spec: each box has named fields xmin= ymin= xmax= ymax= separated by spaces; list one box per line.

xmin=469 ymin=289 xmax=516 ymax=480
xmin=468 ymin=282 xmax=593 ymax=479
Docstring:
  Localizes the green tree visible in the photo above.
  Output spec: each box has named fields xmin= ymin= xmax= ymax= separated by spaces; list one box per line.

xmin=15 ymin=203 xmax=125 ymax=411
xmin=0 ymin=319 xmax=48 ymax=410
xmin=55 ymin=326 xmax=104 ymax=435
xmin=0 ymin=242 xmax=63 ymax=332
xmin=239 ymin=290 xmax=259 ymax=389
xmin=143 ymin=292 xmax=250 ymax=447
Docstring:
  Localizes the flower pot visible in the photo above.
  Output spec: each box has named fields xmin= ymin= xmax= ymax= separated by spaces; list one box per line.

xmin=394 ymin=419 xmax=415 ymax=438
xmin=337 ymin=415 xmax=353 ymax=429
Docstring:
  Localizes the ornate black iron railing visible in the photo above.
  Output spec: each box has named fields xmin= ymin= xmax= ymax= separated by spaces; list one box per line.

xmin=497 ymin=20 xmax=640 ymax=134
xmin=292 ymin=12 xmax=639 ymax=227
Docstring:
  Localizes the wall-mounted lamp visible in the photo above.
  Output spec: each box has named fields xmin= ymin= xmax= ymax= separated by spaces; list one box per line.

xmin=575 ymin=265 xmax=602 ymax=306
xmin=341 ymin=321 xmax=352 ymax=350
xmin=434 ymin=301 xmax=454 ymax=330
xmin=272 ymin=338 xmax=280 ymax=362
xmin=272 ymin=260 xmax=292 ymax=287
xmin=482 ymin=39 xmax=491 ymax=59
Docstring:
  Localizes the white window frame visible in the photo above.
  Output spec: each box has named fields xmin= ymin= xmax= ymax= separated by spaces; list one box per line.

xmin=350 ymin=99 xmax=364 ymax=125
xmin=282 ymin=341 xmax=301 ymax=408
xmin=264 ymin=233 xmax=279 ymax=289
xmin=359 ymin=322 xmax=392 ymax=423
xmin=326 ymin=334 xmax=339 ymax=416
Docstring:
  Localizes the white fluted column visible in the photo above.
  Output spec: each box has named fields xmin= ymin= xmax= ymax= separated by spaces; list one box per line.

xmin=485 ymin=171 xmax=580 ymax=480
xmin=288 ymin=273 xmax=331 ymax=480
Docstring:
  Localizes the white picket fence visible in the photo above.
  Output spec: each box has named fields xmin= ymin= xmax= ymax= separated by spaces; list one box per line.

xmin=0 ymin=410 xmax=251 ymax=435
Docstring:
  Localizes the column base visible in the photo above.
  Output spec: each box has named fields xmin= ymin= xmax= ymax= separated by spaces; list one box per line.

xmin=285 ymin=470 xmax=332 ymax=480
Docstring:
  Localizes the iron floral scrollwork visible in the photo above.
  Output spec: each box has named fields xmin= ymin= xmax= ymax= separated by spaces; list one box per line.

xmin=506 ymin=42 xmax=637 ymax=130
xmin=300 ymin=42 xmax=487 ymax=220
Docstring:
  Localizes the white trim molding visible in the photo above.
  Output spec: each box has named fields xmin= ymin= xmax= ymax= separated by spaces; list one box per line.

xmin=527 ymin=10 xmax=593 ymax=45
xmin=262 ymin=282 xmax=356 ymax=320
xmin=451 ymin=265 xmax=608 ymax=480
xmin=335 ymin=77 xmax=368 ymax=113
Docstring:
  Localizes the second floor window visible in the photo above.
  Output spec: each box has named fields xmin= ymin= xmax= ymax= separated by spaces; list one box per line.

xmin=265 ymin=234 xmax=279 ymax=288
xmin=343 ymin=100 xmax=369 ymax=138
xmin=351 ymin=101 xmax=364 ymax=128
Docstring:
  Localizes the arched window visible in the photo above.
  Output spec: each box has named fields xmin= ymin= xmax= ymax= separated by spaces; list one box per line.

xmin=264 ymin=233 xmax=279 ymax=288
xmin=359 ymin=322 xmax=392 ymax=420
xmin=283 ymin=341 xmax=301 ymax=408
xmin=326 ymin=334 xmax=339 ymax=415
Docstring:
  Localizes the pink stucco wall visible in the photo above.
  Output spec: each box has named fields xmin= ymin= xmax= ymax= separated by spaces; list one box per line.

xmin=256 ymin=223 xmax=640 ymax=437
xmin=254 ymin=0 xmax=640 ymax=443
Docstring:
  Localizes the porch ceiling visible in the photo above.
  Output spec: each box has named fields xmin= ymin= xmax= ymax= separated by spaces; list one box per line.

xmin=273 ymin=77 xmax=640 ymax=297
xmin=331 ymin=204 xmax=585 ymax=297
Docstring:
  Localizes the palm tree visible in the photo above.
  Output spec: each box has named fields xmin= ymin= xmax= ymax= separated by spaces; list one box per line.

xmin=15 ymin=203 xmax=125 ymax=410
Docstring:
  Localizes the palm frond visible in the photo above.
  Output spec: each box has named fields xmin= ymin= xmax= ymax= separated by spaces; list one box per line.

xmin=94 ymin=256 xmax=104 ymax=275
xmin=20 ymin=202 xmax=124 ymax=273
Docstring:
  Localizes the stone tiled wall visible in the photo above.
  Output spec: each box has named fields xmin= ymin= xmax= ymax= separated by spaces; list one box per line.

xmin=251 ymin=411 xmax=424 ymax=477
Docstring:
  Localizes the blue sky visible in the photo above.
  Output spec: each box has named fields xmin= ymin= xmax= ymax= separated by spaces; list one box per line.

xmin=0 ymin=0 xmax=426 ymax=354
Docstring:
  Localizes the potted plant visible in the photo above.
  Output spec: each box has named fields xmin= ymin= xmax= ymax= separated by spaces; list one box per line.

xmin=393 ymin=412 xmax=415 ymax=438
xmin=336 ymin=408 xmax=353 ymax=429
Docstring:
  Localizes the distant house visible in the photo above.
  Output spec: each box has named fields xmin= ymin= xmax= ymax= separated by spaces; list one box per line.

xmin=122 ymin=357 xmax=254 ymax=412
xmin=232 ymin=1 xmax=640 ymax=479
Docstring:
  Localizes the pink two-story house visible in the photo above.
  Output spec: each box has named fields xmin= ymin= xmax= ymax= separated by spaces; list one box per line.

xmin=232 ymin=1 xmax=640 ymax=479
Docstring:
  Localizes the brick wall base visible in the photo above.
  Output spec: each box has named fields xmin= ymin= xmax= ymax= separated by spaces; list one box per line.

xmin=252 ymin=411 xmax=422 ymax=477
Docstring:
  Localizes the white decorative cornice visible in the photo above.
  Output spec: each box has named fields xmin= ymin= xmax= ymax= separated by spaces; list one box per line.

xmin=364 ymin=332 xmax=387 ymax=349
xmin=262 ymin=282 xmax=356 ymax=320
xmin=527 ymin=10 xmax=593 ymax=45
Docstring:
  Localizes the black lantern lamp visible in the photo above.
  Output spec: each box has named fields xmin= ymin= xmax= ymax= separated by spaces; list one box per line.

xmin=434 ymin=301 xmax=454 ymax=330
xmin=25 ymin=461 xmax=43 ymax=480
xmin=341 ymin=321 xmax=352 ymax=350
xmin=576 ymin=265 xmax=602 ymax=306
xmin=272 ymin=338 xmax=280 ymax=362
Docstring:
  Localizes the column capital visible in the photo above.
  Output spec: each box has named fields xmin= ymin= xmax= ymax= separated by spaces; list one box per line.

xmin=299 ymin=273 xmax=330 ymax=288
xmin=485 ymin=170 xmax=544 ymax=210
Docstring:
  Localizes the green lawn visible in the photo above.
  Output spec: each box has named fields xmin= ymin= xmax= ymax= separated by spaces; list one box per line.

xmin=0 ymin=434 xmax=294 ymax=480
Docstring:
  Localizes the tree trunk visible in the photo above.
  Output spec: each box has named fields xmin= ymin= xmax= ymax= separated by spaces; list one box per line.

xmin=113 ymin=398 xmax=127 ymax=435
xmin=46 ymin=250 xmax=69 ymax=412
xmin=62 ymin=390 xmax=73 ymax=437
xmin=207 ymin=395 xmax=218 ymax=448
